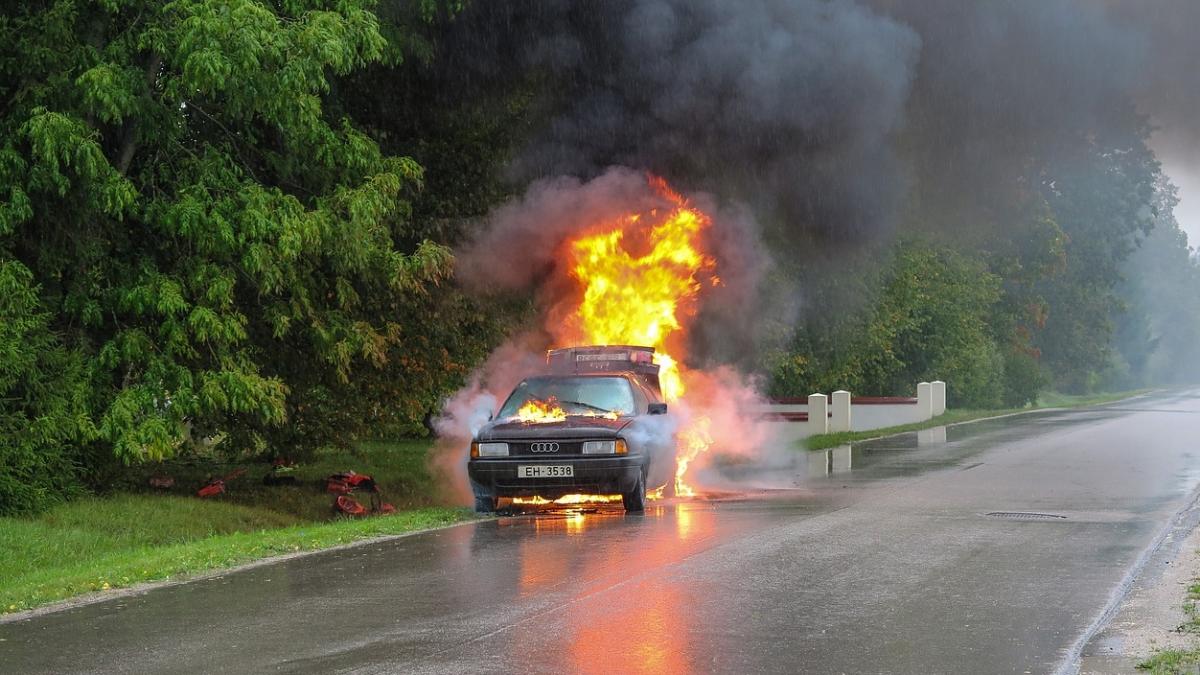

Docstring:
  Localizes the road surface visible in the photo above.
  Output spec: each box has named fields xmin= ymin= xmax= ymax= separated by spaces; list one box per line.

xmin=5 ymin=390 xmax=1200 ymax=674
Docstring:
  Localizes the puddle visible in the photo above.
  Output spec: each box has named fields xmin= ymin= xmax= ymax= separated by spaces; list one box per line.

xmin=712 ymin=406 xmax=1144 ymax=489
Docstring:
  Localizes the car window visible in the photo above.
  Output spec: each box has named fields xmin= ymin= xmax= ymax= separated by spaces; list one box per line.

xmin=498 ymin=377 xmax=637 ymax=418
xmin=629 ymin=380 xmax=649 ymax=412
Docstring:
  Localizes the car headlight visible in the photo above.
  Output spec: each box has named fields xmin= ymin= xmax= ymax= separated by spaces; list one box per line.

xmin=472 ymin=442 xmax=509 ymax=457
xmin=582 ymin=439 xmax=628 ymax=455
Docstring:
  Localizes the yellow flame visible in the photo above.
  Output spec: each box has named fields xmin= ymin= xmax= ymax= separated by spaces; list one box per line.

xmin=516 ymin=398 xmax=567 ymax=424
xmin=567 ymin=185 xmax=711 ymax=404
xmin=514 ymin=397 xmax=620 ymax=423
xmin=512 ymin=494 xmax=624 ymax=505
xmin=559 ymin=177 xmax=717 ymax=497
xmin=674 ymin=415 xmax=713 ymax=497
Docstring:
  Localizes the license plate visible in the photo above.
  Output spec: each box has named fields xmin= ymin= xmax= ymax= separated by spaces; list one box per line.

xmin=517 ymin=465 xmax=574 ymax=478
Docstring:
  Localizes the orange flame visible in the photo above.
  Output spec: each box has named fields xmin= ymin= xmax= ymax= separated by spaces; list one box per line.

xmin=514 ymin=397 xmax=621 ymax=423
xmin=558 ymin=177 xmax=715 ymax=496
xmin=674 ymin=416 xmax=713 ymax=498
xmin=516 ymin=398 xmax=567 ymax=424
xmin=512 ymin=494 xmax=624 ymax=505
xmin=511 ymin=490 xmax=662 ymax=507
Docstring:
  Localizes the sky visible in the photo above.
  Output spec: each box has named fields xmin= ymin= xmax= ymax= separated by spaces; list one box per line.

xmin=1173 ymin=172 xmax=1200 ymax=248
xmin=1153 ymin=129 xmax=1200 ymax=249
xmin=1159 ymin=159 xmax=1200 ymax=248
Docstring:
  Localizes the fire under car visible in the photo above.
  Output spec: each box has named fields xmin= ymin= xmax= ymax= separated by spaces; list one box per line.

xmin=467 ymin=345 xmax=676 ymax=513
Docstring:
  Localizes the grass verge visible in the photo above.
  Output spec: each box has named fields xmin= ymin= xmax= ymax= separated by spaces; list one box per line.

xmin=805 ymin=389 xmax=1148 ymax=451
xmin=1138 ymin=580 xmax=1200 ymax=673
xmin=1 ymin=440 xmax=477 ymax=616
xmin=109 ymin=439 xmax=450 ymax=521
xmin=1139 ymin=649 xmax=1200 ymax=674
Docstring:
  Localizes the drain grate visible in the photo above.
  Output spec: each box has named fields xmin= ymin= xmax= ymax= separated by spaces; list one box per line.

xmin=985 ymin=511 xmax=1067 ymax=521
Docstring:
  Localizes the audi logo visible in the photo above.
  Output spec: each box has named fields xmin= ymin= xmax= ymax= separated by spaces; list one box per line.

xmin=530 ymin=442 xmax=560 ymax=453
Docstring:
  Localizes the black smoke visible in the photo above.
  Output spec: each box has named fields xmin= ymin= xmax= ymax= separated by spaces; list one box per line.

xmin=438 ymin=0 xmax=1200 ymax=235
xmin=439 ymin=0 xmax=920 ymax=245
xmin=437 ymin=0 xmax=1200 ymax=365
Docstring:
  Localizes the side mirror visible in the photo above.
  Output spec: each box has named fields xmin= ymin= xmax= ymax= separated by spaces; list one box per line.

xmin=647 ymin=403 xmax=668 ymax=415
xmin=488 ymin=412 xmax=494 ymax=421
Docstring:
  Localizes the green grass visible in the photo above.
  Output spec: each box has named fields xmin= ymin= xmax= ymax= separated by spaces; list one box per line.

xmin=804 ymin=389 xmax=1148 ymax=450
xmin=0 ymin=440 xmax=477 ymax=615
xmin=1138 ymin=649 xmax=1200 ymax=674
xmin=1172 ymin=578 xmax=1200 ymax=635
xmin=105 ymin=439 xmax=452 ymax=521
xmin=1036 ymin=389 xmax=1150 ymax=408
xmin=1138 ymin=581 xmax=1200 ymax=672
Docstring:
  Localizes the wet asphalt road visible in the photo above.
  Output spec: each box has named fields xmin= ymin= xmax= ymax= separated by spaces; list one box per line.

xmin=5 ymin=390 xmax=1200 ymax=674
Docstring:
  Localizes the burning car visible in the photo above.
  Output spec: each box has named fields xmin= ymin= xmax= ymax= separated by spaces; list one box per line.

xmin=467 ymin=345 xmax=675 ymax=513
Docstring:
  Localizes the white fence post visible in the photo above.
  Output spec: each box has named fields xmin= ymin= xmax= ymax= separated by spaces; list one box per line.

xmin=917 ymin=382 xmax=933 ymax=421
xmin=932 ymin=380 xmax=946 ymax=416
xmin=808 ymin=393 xmax=828 ymax=436
xmin=831 ymin=390 xmax=851 ymax=432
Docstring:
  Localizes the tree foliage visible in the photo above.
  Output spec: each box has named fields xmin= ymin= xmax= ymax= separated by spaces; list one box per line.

xmin=0 ymin=261 xmax=94 ymax=514
xmin=1 ymin=1 xmax=1195 ymax=517
xmin=0 ymin=1 xmax=502 ymax=512
xmin=769 ymin=240 xmax=1032 ymax=408
xmin=1033 ymin=122 xmax=1159 ymax=392
xmin=1112 ymin=176 xmax=1200 ymax=387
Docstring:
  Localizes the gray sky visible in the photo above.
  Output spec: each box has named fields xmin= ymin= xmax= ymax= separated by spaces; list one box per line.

xmin=1152 ymin=131 xmax=1200 ymax=249
xmin=1171 ymin=169 xmax=1200 ymax=247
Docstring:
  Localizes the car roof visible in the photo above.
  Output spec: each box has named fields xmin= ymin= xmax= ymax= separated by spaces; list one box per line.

xmin=516 ymin=371 xmax=663 ymax=398
xmin=522 ymin=372 xmax=636 ymax=379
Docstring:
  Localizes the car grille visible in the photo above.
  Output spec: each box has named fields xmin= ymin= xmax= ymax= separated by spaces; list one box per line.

xmin=507 ymin=441 xmax=584 ymax=456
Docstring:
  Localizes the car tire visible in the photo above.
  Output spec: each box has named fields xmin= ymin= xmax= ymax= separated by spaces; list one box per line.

xmin=622 ymin=471 xmax=646 ymax=513
xmin=474 ymin=495 xmax=497 ymax=513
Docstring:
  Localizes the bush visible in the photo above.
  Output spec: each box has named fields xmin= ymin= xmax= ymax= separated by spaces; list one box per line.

xmin=1000 ymin=347 xmax=1045 ymax=407
xmin=0 ymin=261 xmax=95 ymax=515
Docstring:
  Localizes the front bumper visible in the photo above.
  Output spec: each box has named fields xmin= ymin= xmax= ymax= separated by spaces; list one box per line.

xmin=468 ymin=455 xmax=644 ymax=498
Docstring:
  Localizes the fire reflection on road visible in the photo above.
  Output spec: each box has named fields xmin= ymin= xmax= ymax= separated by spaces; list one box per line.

xmin=498 ymin=499 xmax=722 ymax=674
xmin=568 ymin=579 xmax=690 ymax=674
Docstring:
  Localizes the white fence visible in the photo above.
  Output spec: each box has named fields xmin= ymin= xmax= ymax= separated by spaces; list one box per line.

xmin=751 ymin=380 xmax=946 ymax=443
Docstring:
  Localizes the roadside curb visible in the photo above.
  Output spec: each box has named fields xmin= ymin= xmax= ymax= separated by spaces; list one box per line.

xmin=0 ymin=515 xmax=486 ymax=625
xmin=804 ymin=390 xmax=1158 ymax=451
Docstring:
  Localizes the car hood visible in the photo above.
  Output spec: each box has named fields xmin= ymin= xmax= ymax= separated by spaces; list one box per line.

xmin=476 ymin=415 xmax=633 ymax=441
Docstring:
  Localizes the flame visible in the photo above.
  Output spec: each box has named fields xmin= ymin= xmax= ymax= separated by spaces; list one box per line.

xmin=513 ymin=397 xmax=621 ymax=423
xmin=557 ymin=176 xmax=715 ymax=496
xmin=511 ymin=489 xmax=662 ymax=508
xmin=512 ymin=494 xmax=624 ymax=505
xmin=516 ymin=398 xmax=567 ymax=424
xmin=673 ymin=416 xmax=713 ymax=498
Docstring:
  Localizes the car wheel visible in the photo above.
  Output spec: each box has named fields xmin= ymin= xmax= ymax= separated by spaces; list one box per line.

xmin=474 ymin=495 xmax=498 ymax=513
xmin=622 ymin=471 xmax=646 ymax=513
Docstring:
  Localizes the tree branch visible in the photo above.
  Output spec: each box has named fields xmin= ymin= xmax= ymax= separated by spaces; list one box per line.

xmin=116 ymin=53 xmax=162 ymax=175
xmin=185 ymin=100 xmax=260 ymax=183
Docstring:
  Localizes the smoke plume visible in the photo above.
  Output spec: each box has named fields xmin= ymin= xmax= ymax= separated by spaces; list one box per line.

xmin=437 ymin=0 xmax=1200 ymax=245
xmin=430 ymin=0 xmax=1200 ymax=495
xmin=457 ymin=167 xmax=766 ymax=365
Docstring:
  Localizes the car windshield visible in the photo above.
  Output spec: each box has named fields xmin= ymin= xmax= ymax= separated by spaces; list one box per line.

xmin=498 ymin=376 xmax=636 ymax=418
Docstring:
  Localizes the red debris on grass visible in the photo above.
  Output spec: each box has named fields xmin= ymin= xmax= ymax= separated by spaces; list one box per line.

xmin=196 ymin=468 xmax=246 ymax=498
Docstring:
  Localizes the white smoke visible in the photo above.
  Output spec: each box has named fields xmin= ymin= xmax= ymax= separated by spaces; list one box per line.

xmin=429 ymin=335 xmax=549 ymax=503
